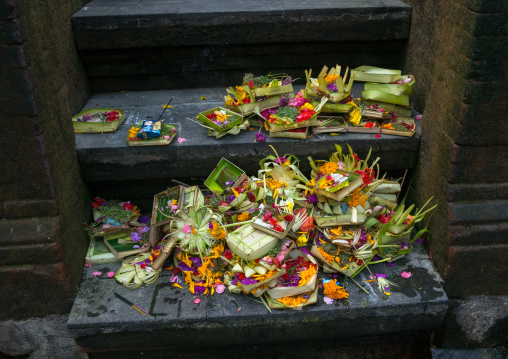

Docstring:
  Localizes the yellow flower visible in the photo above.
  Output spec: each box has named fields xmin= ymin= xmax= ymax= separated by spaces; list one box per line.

xmin=224 ymin=95 xmax=235 ymax=107
xmin=235 ymin=86 xmax=247 ymax=100
xmin=266 ymin=178 xmax=285 ymax=190
xmin=299 ymin=103 xmax=314 ymax=111
xmin=296 ymin=234 xmax=308 ymax=246
xmin=304 ymin=179 xmax=316 ymax=196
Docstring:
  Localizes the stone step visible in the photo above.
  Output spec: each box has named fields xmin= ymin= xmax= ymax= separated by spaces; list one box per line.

xmin=71 ymin=0 xmax=411 ymax=92
xmin=75 ymin=84 xmax=421 ymax=211
xmin=68 ymin=245 xmax=448 ymax=356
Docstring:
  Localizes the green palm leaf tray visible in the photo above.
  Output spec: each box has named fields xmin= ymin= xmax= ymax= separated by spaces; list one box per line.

xmin=72 ymin=108 xmax=125 ymax=134
xmin=352 ymin=66 xmax=401 ymax=83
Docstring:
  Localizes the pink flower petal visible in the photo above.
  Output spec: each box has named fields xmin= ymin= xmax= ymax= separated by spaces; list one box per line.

xmin=92 ymin=271 xmax=102 ymax=277
xmin=107 ymin=272 xmax=115 ymax=277
xmin=177 ymin=137 xmax=186 ymax=143
xmin=416 ymin=115 xmax=423 ymax=120
xmin=215 ymin=284 xmax=225 ymax=294
xmin=193 ymin=298 xmax=201 ymax=304
xmin=323 ymin=296 xmax=334 ymax=305
xmin=238 ymin=307 xmax=242 ymax=312
xmin=85 ymin=263 xmax=91 ymax=267
xmin=182 ymin=225 xmax=192 ymax=234
xmin=163 ymin=135 xmax=170 ymax=139
xmin=170 ymin=274 xmax=182 ymax=283
xmin=375 ymin=134 xmax=382 ymax=138
xmin=401 ymin=271 xmax=412 ymax=278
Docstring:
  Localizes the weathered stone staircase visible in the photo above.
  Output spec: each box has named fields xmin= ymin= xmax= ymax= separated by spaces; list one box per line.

xmin=68 ymin=1 xmax=448 ymax=357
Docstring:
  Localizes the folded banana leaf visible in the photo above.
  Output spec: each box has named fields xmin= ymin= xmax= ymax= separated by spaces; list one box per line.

xmin=361 ymin=90 xmax=410 ymax=107
xmin=364 ymin=83 xmax=413 ymax=96
xmin=352 ymin=66 xmax=401 ymax=83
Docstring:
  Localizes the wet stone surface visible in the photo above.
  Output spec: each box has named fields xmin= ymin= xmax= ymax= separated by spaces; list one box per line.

xmin=68 ymin=244 xmax=448 ymax=350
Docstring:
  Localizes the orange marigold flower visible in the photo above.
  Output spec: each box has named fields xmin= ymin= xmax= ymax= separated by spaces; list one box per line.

xmin=298 ymin=265 xmax=317 ymax=286
xmin=323 ymin=279 xmax=349 ymax=300
xmin=325 ymin=74 xmax=340 ymax=84
xmin=347 ymin=188 xmax=367 ymax=207
xmin=318 ymin=246 xmax=336 ymax=264
xmin=277 ymin=294 xmax=309 ymax=307
xmin=237 ymin=213 xmax=250 ymax=222
xmin=319 ymin=162 xmax=339 ymax=175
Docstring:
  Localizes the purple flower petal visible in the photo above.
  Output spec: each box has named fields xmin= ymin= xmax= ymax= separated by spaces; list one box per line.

xmin=137 ymin=226 xmax=150 ymax=234
xmin=375 ymin=273 xmax=387 ymax=279
xmin=130 ymin=232 xmax=142 ymax=241
xmin=240 ymin=278 xmax=258 ymax=285
xmin=327 ymin=83 xmax=338 ymax=92
xmin=139 ymin=216 xmax=150 ymax=224
xmin=306 ymin=193 xmax=318 ymax=203
xmin=386 ymin=262 xmax=395 ymax=267
xmin=256 ymin=132 xmax=266 ymax=142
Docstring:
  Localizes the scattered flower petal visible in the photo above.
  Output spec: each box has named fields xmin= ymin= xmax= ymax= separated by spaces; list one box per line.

xmin=193 ymin=298 xmax=201 ymax=304
xmin=133 ymin=245 xmax=140 ymax=249
xmin=85 ymin=263 xmax=91 ymax=267
xmin=200 ymin=97 xmax=207 ymax=100
xmin=237 ymin=307 xmax=242 ymax=312
xmin=146 ymin=267 xmax=152 ymax=274
xmin=107 ymin=272 xmax=115 ymax=277
xmin=162 ymin=105 xmax=172 ymax=109
xmin=92 ymin=271 xmax=102 ymax=277
xmin=323 ymin=296 xmax=334 ymax=305
xmin=255 ymin=132 xmax=266 ymax=142
xmin=173 ymin=283 xmax=183 ymax=289
xmin=375 ymin=134 xmax=382 ymax=138
xmin=177 ymin=137 xmax=186 ymax=143
xmin=215 ymin=284 xmax=225 ymax=294
xmin=401 ymin=271 xmax=412 ymax=278
xmin=417 ymin=237 xmax=424 ymax=244
xmin=182 ymin=225 xmax=192 ymax=233
xmin=375 ymin=273 xmax=387 ymax=279
xmin=416 ymin=115 xmax=423 ymax=120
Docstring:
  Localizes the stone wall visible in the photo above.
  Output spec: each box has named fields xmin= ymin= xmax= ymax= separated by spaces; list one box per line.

xmin=401 ymin=0 xmax=508 ymax=348
xmin=0 ymin=0 xmax=91 ymax=320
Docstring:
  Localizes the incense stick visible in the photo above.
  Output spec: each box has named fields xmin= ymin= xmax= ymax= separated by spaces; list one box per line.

xmin=114 ymin=292 xmax=148 ymax=316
